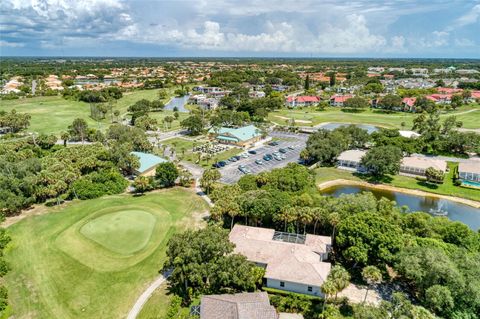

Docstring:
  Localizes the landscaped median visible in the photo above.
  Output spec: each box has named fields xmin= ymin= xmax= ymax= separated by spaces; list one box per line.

xmin=3 ymin=188 xmax=208 ymax=319
xmin=315 ymin=163 xmax=480 ymax=206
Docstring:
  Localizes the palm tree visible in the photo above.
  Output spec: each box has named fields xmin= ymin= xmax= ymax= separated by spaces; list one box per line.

xmin=298 ymin=207 xmax=313 ymax=234
xmin=321 ymin=279 xmax=337 ymax=312
xmin=277 ymin=206 xmax=297 ymax=232
xmin=361 ymin=266 xmax=382 ymax=304
xmin=311 ymin=207 xmax=326 ymax=234
xmin=60 ymin=131 xmax=69 ymax=147
xmin=329 ymin=212 xmax=341 ymax=243
xmin=329 ymin=265 xmax=351 ymax=301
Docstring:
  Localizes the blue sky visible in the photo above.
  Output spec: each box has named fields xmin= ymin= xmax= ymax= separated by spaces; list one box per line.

xmin=1 ymin=0 xmax=479 ymax=58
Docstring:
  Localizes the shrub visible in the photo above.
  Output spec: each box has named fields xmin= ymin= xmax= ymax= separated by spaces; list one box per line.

xmin=71 ymin=170 xmax=127 ymax=199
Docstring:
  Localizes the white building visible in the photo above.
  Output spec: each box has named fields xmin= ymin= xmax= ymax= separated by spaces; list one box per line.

xmin=337 ymin=150 xmax=367 ymax=172
xmin=400 ymin=156 xmax=447 ymax=178
xmin=229 ymin=225 xmax=331 ymax=297
xmin=458 ymin=160 xmax=480 ymax=187
xmin=410 ymin=68 xmax=429 ymax=77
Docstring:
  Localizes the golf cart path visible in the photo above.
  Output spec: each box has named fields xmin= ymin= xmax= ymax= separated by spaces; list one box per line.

xmin=126 ymin=274 xmax=167 ymax=319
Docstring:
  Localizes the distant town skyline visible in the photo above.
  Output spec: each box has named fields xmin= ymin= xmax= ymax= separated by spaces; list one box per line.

xmin=1 ymin=0 xmax=480 ymax=58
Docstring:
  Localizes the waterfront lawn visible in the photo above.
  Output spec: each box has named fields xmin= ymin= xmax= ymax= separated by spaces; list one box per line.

xmin=3 ymin=188 xmax=208 ymax=319
xmin=269 ymin=105 xmax=480 ymax=129
xmin=315 ymin=162 xmax=480 ymax=202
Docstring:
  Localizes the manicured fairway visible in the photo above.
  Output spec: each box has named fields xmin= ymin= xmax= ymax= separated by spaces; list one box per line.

xmin=0 ymin=88 xmax=175 ymax=135
xmin=268 ymin=105 xmax=480 ymax=129
xmin=3 ymin=188 xmax=208 ymax=319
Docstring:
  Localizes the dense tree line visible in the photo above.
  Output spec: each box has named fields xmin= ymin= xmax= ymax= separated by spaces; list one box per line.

xmin=0 ymin=109 xmax=31 ymax=133
xmin=62 ymin=87 xmax=123 ymax=103
xmin=0 ymin=119 xmax=155 ymax=215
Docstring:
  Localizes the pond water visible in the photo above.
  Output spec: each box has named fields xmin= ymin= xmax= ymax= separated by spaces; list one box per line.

xmin=318 ymin=123 xmax=379 ymax=134
xmin=164 ymin=95 xmax=190 ymax=112
xmin=321 ymin=185 xmax=480 ymax=230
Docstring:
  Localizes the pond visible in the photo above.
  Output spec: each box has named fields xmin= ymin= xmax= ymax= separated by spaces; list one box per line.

xmin=318 ymin=123 xmax=379 ymax=134
xmin=321 ymin=185 xmax=480 ymax=230
xmin=164 ymin=95 xmax=190 ymax=113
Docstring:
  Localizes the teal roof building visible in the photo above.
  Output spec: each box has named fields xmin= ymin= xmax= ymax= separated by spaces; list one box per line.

xmin=208 ymin=125 xmax=261 ymax=145
xmin=131 ymin=151 xmax=168 ymax=175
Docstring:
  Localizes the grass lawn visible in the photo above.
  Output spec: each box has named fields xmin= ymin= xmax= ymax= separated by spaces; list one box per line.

xmin=137 ymin=285 xmax=172 ymax=319
xmin=269 ymin=104 xmax=480 ymax=129
xmin=0 ymin=88 xmax=180 ymax=135
xmin=160 ymin=137 xmax=243 ymax=168
xmin=3 ymin=188 xmax=208 ymax=319
xmin=315 ymin=162 xmax=480 ymax=202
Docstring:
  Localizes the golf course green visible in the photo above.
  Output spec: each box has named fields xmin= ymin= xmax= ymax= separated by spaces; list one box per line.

xmin=3 ymin=188 xmax=208 ymax=319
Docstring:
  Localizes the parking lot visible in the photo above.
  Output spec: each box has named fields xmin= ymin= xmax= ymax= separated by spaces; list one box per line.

xmin=218 ymin=131 xmax=308 ymax=184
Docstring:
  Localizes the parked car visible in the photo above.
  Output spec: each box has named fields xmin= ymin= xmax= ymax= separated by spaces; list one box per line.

xmin=263 ymin=154 xmax=273 ymax=161
xmin=274 ymin=155 xmax=282 ymax=161
xmin=280 ymin=154 xmax=286 ymax=160
xmin=230 ymin=157 xmax=238 ymax=162
xmin=241 ymin=153 xmax=249 ymax=158
xmin=234 ymin=155 xmax=241 ymax=160
xmin=287 ymin=146 xmax=295 ymax=150
xmin=268 ymin=141 xmax=279 ymax=146
xmin=212 ymin=162 xmax=222 ymax=168
xmin=248 ymin=150 xmax=257 ymax=155
xmin=255 ymin=159 xmax=263 ymax=165
xmin=218 ymin=161 xmax=226 ymax=167
xmin=279 ymin=148 xmax=287 ymax=153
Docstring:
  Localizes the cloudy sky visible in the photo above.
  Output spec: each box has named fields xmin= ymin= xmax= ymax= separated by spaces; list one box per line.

xmin=1 ymin=0 xmax=479 ymax=57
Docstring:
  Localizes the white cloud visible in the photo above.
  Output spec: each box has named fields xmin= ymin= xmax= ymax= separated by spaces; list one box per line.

xmin=447 ymin=4 xmax=480 ymax=30
xmin=0 ymin=40 xmax=25 ymax=47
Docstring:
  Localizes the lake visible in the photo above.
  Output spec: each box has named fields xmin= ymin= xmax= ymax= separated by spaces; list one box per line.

xmin=317 ymin=123 xmax=379 ymax=134
xmin=164 ymin=95 xmax=190 ymax=112
xmin=321 ymin=185 xmax=480 ymax=230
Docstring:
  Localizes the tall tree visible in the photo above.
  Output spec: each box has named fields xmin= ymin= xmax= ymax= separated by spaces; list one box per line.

xmin=362 ymin=266 xmax=382 ymax=303
xmin=155 ymin=162 xmax=179 ymax=187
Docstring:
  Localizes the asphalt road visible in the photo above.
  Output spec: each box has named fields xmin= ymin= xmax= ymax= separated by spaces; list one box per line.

xmin=218 ymin=131 xmax=308 ymax=184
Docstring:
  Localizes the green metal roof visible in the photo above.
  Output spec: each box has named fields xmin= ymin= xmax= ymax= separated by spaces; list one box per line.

xmin=131 ymin=151 xmax=168 ymax=173
xmin=209 ymin=125 xmax=260 ymax=142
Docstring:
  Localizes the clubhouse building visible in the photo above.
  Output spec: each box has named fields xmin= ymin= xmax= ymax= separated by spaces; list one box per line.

xmin=208 ymin=125 xmax=262 ymax=148
xmin=229 ymin=225 xmax=331 ymax=297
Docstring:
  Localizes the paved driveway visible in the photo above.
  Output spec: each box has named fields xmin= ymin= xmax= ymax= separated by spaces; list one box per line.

xmin=218 ymin=131 xmax=308 ymax=184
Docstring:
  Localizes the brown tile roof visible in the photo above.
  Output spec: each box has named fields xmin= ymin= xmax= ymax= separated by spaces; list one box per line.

xmin=200 ymin=292 xmax=278 ymax=319
xmin=229 ymin=225 xmax=331 ymax=287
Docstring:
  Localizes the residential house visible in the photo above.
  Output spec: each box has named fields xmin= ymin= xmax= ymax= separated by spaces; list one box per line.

xmin=426 ymin=94 xmax=452 ymax=104
xmin=337 ymin=150 xmax=367 ymax=172
xmin=130 ymin=151 xmax=168 ymax=176
xmin=198 ymin=292 xmax=278 ymax=319
xmin=208 ymin=125 xmax=262 ymax=148
xmin=402 ymin=97 xmax=417 ymax=112
xmin=400 ymin=156 xmax=447 ymax=178
xmin=388 ymin=67 xmax=406 ymax=74
xmin=285 ymin=96 xmax=320 ymax=107
xmin=329 ymin=94 xmax=353 ymax=107
xmin=229 ymin=225 xmax=331 ymax=297
xmin=456 ymin=69 xmax=480 ymax=75
xmin=458 ymin=160 xmax=480 ymax=187
xmin=410 ymin=68 xmax=429 ymax=77
xmin=249 ymin=90 xmax=266 ymax=99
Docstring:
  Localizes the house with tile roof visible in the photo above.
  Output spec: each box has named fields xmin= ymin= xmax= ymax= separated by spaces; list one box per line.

xmin=208 ymin=125 xmax=262 ymax=148
xmin=329 ymin=94 xmax=353 ymax=107
xmin=285 ymin=96 xmax=320 ymax=107
xmin=199 ymin=292 xmax=278 ymax=319
xmin=229 ymin=225 xmax=331 ymax=297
